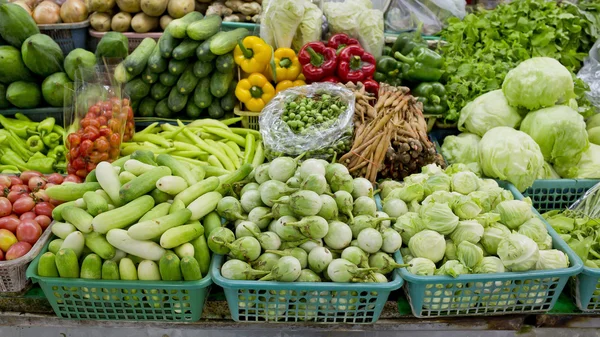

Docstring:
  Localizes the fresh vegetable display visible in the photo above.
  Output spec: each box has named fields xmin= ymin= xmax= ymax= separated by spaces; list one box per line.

xmin=281 ymin=94 xmax=347 ymax=134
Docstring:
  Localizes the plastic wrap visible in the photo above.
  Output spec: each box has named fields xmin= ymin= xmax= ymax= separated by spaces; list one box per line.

xmin=384 ymin=0 xmax=467 ymax=34
xmin=577 ymin=38 xmax=600 ymax=113
xmin=259 ymin=83 xmax=355 ymax=160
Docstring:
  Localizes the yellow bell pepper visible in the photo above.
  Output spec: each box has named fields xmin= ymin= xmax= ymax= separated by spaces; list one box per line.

xmin=234 ymin=36 xmax=272 ymax=74
xmin=235 ymin=73 xmax=275 ymax=112
xmin=275 ymin=79 xmax=306 ymax=93
xmin=273 ymin=48 xmax=301 ymax=82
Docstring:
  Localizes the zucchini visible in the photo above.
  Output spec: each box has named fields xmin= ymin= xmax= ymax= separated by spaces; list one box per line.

xmin=80 ymin=254 xmax=102 ymax=279
xmin=84 ymin=232 xmax=116 ymax=260
xmin=186 ymin=191 xmax=222 ymax=221
xmin=159 ymin=252 xmax=182 ymax=281
xmin=220 ymin=80 xmax=237 ymax=111
xmin=159 ymin=28 xmax=181 ymax=58
xmin=172 ymin=38 xmax=202 ymax=60
xmin=92 ymin=195 xmax=155 ymax=234
xmin=215 ymin=53 xmax=234 ymax=73
xmin=176 ymin=65 xmax=200 ymax=94
xmin=124 ymin=78 xmax=151 ymax=101
xmin=180 ymin=256 xmax=202 ymax=280
xmin=141 ymin=66 xmax=159 ymax=84
xmin=169 ymin=12 xmax=204 ymax=39
xmin=61 ymin=231 xmax=85 ymax=257
xmin=102 ymin=260 xmax=120 ymax=280
xmin=196 ymin=36 xmax=217 ymax=62
xmin=128 ymin=209 xmax=192 ymax=240
xmin=96 ymin=161 xmax=122 ymax=205
xmin=61 ymin=206 xmax=93 ymax=233
xmin=124 ymin=38 xmax=157 ymax=76
xmin=159 ymin=72 xmax=179 ymax=87
xmin=155 ymin=98 xmax=175 ymax=118
xmin=48 ymin=239 xmax=64 ymax=254
xmin=139 ymin=202 xmax=171 ymax=223
xmin=208 ymin=99 xmax=225 ymax=119
xmin=210 ymin=69 xmax=234 ymax=98
xmin=192 ymin=60 xmax=213 ymax=79
xmin=156 ymin=176 xmax=188 ymax=195
xmin=106 ymin=229 xmax=166 ymax=261
xmin=138 ymin=260 xmax=161 ymax=280
xmin=186 ymin=15 xmax=222 ymax=41
xmin=174 ymin=176 xmax=220 ymax=206
xmin=168 ymin=58 xmax=189 ymax=75
xmin=167 ymin=86 xmax=189 ymax=112
xmin=147 ymin=43 xmax=168 ymax=73
xmin=138 ymin=97 xmax=157 ymax=117
xmin=46 ymin=182 xmax=101 ymax=202
xmin=119 ymin=258 xmax=138 ymax=280
xmin=160 ymin=220 xmax=204 ymax=248
xmin=156 ymin=154 xmax=197 ymax=186
xmin=210 ymin=28 xmax=250 ymax=55
xmin=37 ymin=252 xmax=59 ymax=277
xmin=151 ymin=82 xmax=171 ymax=100
xmin=120 ymin=166 xmax=172 ymax=203
xmin=55 ymin=248 xmax=80 ymax=278
xmin=51 ymin=222 xmax=76 ymax=239
xmin=193 ymin=77 xmax=212 ymax=108
xmin=186 ymin=100 xmax=203 ymax=118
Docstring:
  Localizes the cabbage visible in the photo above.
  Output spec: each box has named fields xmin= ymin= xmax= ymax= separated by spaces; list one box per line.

xmin=323 ymin=0 xmax=363 ymax=37
xmin=404 ymin=173 xmax=429 ymax=185
xmin=451 ymin=171 xmax=480 ymax=195
xmin=292 ymin=2 xmax=323 ymax=52
xmin=473 ymin=256 xmax=505 ymax=274
xmin=537 ymin=162 xmax=561 ymax=179
xmin=502 ymin=57 xmax=575 ymax=110
xmin=536 ymin=250 xmax=569 ymax=270
xmin=423 ymin=174 xmax=451 ymax=196
xmin=419 ymin=202 xmax=459 ymax=235
xmin=554 ymin=144 xmax=600 ymax=179
xmin=494 ymin=200 xmax=534 ymax=229
xmin=357 ymin=9 xmax=385 ymax=58
xmin=478 ymin=127 xmax=544 ymax=192
xmin=386 ymin=182 xmax=424 ymax=202
xmin=421 ymin=164 xmax=444 ymax=176
xmin=260 ymin=0 xmax=306 ymax=49
xmin=480 ymin=223 xmax=511 ymax=255
xmin=450 ymin=220 xmax=484 ymax=244
xmin=468 ymin=191 xmax=493 ymax=213
xmin=445 ymin=239 xmax=457 ymax=260
xmin=435 ymin=260 xmax=469 ymax=278
xmin=393 ymin=212 xmax=424 ymax=244
xmin=457 ymin=241 xmax=484 ymax=268
xmin=497 ymin=233 xmax=540 ymax=272
xmin=441 ymin=133 xmax=481 ymax=166
xmin=407 ymin=257 xmax=436 ymax=275
xmin=520 ymin=105 xmax=589 ymax=167
xmin=518 ymin=217 xmax=549 ymax=247
xmin=452 ymin=195 xmax=482 ymax=220
xmin=458 ymin=90 xmax=523 ymax=137
xmin=474 ymin=213 xmax=501 ymax=228
xmin=478 ymin=179 xmax=499 ymax=192
xmin=408 ymin=230 xmax=446 ymax=263
xmin=422 ymin=191 xmax=461 ymax=207
xmin=445 ymin=162 xmax=481 ymax=177
xmin=539 ymin=234 xmax=553 ymax=250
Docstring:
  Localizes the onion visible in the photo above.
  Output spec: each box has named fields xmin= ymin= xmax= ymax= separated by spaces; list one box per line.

xmin=221 ymin=259 xmax=269 ymax=280
xmin=298 ymin=159 xmax=326 ymax=180
xmin=217 ymin=196 xmax=246 ymax=221
xmin=259 ymin=256 xmax=302 ymax=282
xmin=33 ymin=1 xmax=61 ymax=24
xmin=296 ymin=269 xmax=322 ymax=282
xmin=323 ymin=221 xmax=352 ymax=250
xmin=251 ymin=253 xmax=281 ymax=271
xmin=382 ymin=198 xmax=408 ymax=218
xmin=352 ymin=178 xmax=374 ymax=199
xmin=300 ymin=174 xmax=328 ymax=194
xmin=353 ymin=196 xmax=377 ymax=217
xmin=317 ymin=194 xmax=339 ymax=220
xmin=60 ymin=0 xmax=88 ymax=23
xmin=334 ymin=191 xmax=354 ymax=222
xmin=207 ymin=227 xmax=235 ymax=254
xmin=357 ymin=228 xmax=383 ymax=254
xmin=12 ymin=0 xmax=32 ymax=15
xmin=285 ymin=215 xmax=329 ymax=240
xmin=266 ymin=248 xmax=308 ymax=269
xmin=254 ymin=164 xmax=271 ymax=184
xmin=307 ymin=246 xmax=333 ymax=273
xmin=240 ymin=189 xmax=264 ymax=212
xmin=225 ymin=237 xmax=262 ymax=262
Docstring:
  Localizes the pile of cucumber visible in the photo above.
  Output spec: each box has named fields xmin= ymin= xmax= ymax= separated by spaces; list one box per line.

xmin=118 ymin=12 xmax=249 ymax=119
xmin=37 ymin=152 xmax=253 ymax=282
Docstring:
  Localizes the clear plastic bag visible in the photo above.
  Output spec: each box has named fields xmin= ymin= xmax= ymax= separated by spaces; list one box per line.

xmin=385 ymin=0 xmax=467 ymax=34
xmin=577 ymin=38 xmax=600 ymax=113
xmin=259 ymin=83 xmax=355 ymax=160
xmin=260 ymin=0 xmax=307 ymax=49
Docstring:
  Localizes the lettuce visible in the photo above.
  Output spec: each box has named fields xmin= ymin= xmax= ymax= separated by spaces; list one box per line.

xmin=441 ymin=133 xmax=481 ymax=166
xmin=260 ymin=0 xmax=306 ymax=49
xmin=553 ymin=143 xmax=600 ymax=179
xmin=458 ymin=90 xmax=523 ymax=137
xmin=292 ymin=2 xmax=323 ymax=52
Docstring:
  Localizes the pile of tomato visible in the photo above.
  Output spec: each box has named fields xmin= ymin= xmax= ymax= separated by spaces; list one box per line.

xmin=66 ymin=98 xmax=134 ymax=178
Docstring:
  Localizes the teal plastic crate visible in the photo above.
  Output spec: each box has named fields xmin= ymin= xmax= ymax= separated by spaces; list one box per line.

xmin=398 ymin=183 xmax=583 ymax=318
xmin=572 ymin=267 xmax=600 ymax=311
xmin=26 ymin=241 xmax=212 ymax=321
xmin=211 ymin=252 xmax=403 ymax=323
xmin=522 ymin=179 xmax=599 ymax=213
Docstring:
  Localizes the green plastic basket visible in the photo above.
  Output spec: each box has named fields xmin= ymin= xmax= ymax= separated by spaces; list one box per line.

xmin=26 ymin=241 xmax=212 ymax=321
xmin=522 ymin=179 xmax=599 ymax=213
xmin=399 ymin=183 xmax=583 ymax=318
xmin=211 ymin=252 xmax=403 ymax=323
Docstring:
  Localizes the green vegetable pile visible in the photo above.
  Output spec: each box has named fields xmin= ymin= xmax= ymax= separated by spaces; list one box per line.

xmin=544 ymin=210 xmax=599 ymax=270
xmin=282 ymin=94 xmax=348 ymax=133
xmin=440 ymin=0 xmax=599 ymax=122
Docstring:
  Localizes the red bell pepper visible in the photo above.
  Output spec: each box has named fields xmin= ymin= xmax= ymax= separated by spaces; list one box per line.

xmin=363 ymin=79 xmax=380 ymax=97
xmin=321 ymin=76 xmax=339 ymax=83
xmin=337 ymin=45 xmax=376 ymax=83
xmin=298 ymin=42 xmax=337 ymax=83
xmin=327 ymin=33 xmax=359 ymax=54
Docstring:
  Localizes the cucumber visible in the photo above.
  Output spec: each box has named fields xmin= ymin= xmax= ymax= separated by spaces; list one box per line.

xmin=95 ymin=190 xmax=112 ymax=204
xmin=196 ymin=36 xmax=217 ymax=62
xmin=161 ymin=220 xmax=204 ymax=248
xmin=181 ymin=256 xmax=202 ymax=280
xmin=176 ymin=65 xmax=200 ymax=94
xmin=130 ymin=149 xmax=157 ymax=166
xmin=192 ymin=60 xmax=213 ymax=79
xmin=210 ymin=28 xmax=250 ymax=55
xmin=220 ymin=80 xmax=237 ymax=112
xmin=210 ymin=68 xmax=234 ymax=98
xmin=37 ymin=252 xmax=59 ymax=277
xmin=174 ymin=176 xmax=220 ymax=206
xmin=127 ymin=254 xmax=144 ymax=265
xmin=169 ymin=12 xmax=204 ymax=39
xmin=74 ymin=198 xmax=87 ymax=209
xmin=167 ymin=86 xmax=189 ymax=112
xmin=202 ymin=211 xmax=222 ymax=240
xmin=60 ymin=231 xmax=85 ymax=257
xmin=191 ymin=234 xmax=211 ymax=276
xmin=156 ymin=176 xmax=188 ymax=195
xmin=107 ymin=229 xmax=166 ymax=261
xmin=119 ymin=258 xmax=138 ymax=280
xmin=186 ymin=100 xmax=203 ymax=118
xmin=169 ymin=199 xmax=185 ymax=214
xmin=120 ymin=166 xmax=172 ymax=203
xmin=114 ymin=62 xmax=133 ymax=84
xmin=159 ymin=252 xmax=182 ymax=281
xmin=128 ymin=209 xmax=192 ymax=240
xmin=207 ymin=99 xmax=225 ymax=119
xmin=55 ymin=248 xmax=80 ymax=278
xmin=85 ymin=170 xmax=98 ymax=182
xmin=174 ymin=243 xmax=194 ymax=258
xmin=159 ymin=28 xmax=181 ymax=58
xmin=102 ymin=260 xmax=120 ymax=280
xmin=84 ymin=232 xmax=116 ymax=260
xmin=186 ymin=191 xmax=222 ymax=221
xmin=46 ymin=182 xmax=101 ymax=202
xmin=48 ymin=239 xmax=64 ymax=254
xmin=173 ymin=38 xmax=202 ymax=60
xmin=110 ymin=249 xmax=127 ymax=263
xmin=124 ymin=78 xmax=151 ymax=101
xmin=151 ymin=82 xmax=171 ymax=100
xmin=155 ymin=98 xmax=175 ymax=118
xmin=168 ymin=58 xmax=189 ymax=75
xmin=51 ymin=221 xmax=76 ymax=239
xmin=61 ymin=206 xmax=93 ymax=233
xmin=159 ymin=72 xmax=179 ymax=87
xmin=193 ymin=76 xmax=212 ymax=108
xmin=141 ymin=66 xmax=159 ymax=84
xmin=139 ymin=202 xmax=171 ymax=222
xmin=123 ymin=158 xmax=155 ymax=174
xmin=137 ymin=96 xmax=157 ymax=117
xmin=119 ymin=171 xmax=136 ymax=185
xmin=92 ymin=195 xmax=155 ymax=234
xmin=96 ymin=161 xmax=122 ymax=206
xmin=150 ymin=188 xmax=171 ymax=204
xmin=147 ymin=43 xmax=168 ymax=73
xmin=124 ymin=38 xmax=157 ymax=76
xmin=83 ymin=191 xmax=109 ymax=216
xmin=156 ymin=154 xmax=197 ymax=186
xmin=215 ymin=53 xmax=234 ymax=73
xmin=186 ymin=15 xmax=222 ymax=41
xmin=138 ymin=260 xmax=161 ymax=280
xmin=51 ymin=201 xmax=76 ymax=221
xmin=80 ymin=254 xmax=102 ymax=279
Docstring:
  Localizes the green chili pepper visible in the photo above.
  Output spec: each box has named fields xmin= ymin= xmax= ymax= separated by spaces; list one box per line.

xmin=27 ymin=135 xmax=45 ymax=152
xmin=52 ymin=124 xmax=66 ymax=137
xmin=0 ymin=148 xmax=29 ymax=172
xmin=0 ymin=165 xmax=20 ymax=173
xmin=413 ymin=82 xmax=448 ymax=115
xmin=14 ymin=113 xmax=32 ymax=122
xmin=394 ymin=49 xmax=443 ymax=83
xmin=27 ymin=152 xmax=55 ymax=174
xmin=47 ymin=145 xmax=66 ymax=160
xmin=37 ymin=117 xmax=55 ymax=135
xmin=42 ymin=132 xmax=61 ymax=149
xmin=1 ymin=129 xmax=33 ymax=161
xmin=0 ymin=115 xmax=38 ymax=138
xmin=54 ymin=161 xmax=67 ymax=173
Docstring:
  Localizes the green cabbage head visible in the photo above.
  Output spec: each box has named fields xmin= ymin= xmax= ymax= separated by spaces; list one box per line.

xmin=497 ymin=233 xmax=540 ymax=272
xmin=441 ymin=133 xmax=481 ymax=165
xmin=408 ymin=230 xmax=446 ymax=263
xmin=502 ymin=57 xmax=575 ymax=110
xmin=473 ymin=256 xmax=506 ymax=274
xmin=419 ymin=202 xmax=459 ymax=235
xmin=480 ymin=223 xmax=511 ymax=255
xmin=407 ymin=257 xmax=436 ymax=276
xmin=451 ymin=171 xmax=480 ymax=195
xmin=393 ymin=212 xmax=424 ymax=244
xmin=457 ymin=241 xmax=484 ymax=268
xmin=458 ymin=90 xmax=523 ymax=137
xmin=435 ymin=260 xmax=469 ymax=278
xmin=450 ymin=220 xmax=485 ymax=244
xmin=518 ymin=217 xmax=549 ymax=248
xmin=536 ymin=250 xmax=569 ymax=270
xmin=479 ymin=127 xmax=544 ymax=192
xmin=494 ymin=200 xmax=534 ymax=229
xmin=554 ymin=143 xmax=600 ymax=179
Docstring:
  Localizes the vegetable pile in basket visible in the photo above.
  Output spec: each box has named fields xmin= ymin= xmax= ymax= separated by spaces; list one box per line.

xmin=381 ymin=164 xmax=570 ymax=277
xmin=212 ymin=156 xmax=403 ymax=283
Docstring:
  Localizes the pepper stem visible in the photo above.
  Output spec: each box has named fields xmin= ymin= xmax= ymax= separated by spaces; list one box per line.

xmin=394 ymin=52 xmax=415 ymax=65
xmin=350 ymin=55 xmax=362 ymax=70
xmin=306 ymin=47 xmax=324 ymax=67
xmin=279 ymin=58 xmax=292 ymax=68
xmin=430 ymin=95 xmax=441 ymax=105
xmin=237 ymin=39 xmax=254 ymax=59
xmin=250 ymin=86 xmax=263 ymax=98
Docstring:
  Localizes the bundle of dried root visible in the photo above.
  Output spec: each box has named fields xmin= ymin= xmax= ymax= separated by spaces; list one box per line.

xmin=340 ymin=83 xmax=444 ymax=183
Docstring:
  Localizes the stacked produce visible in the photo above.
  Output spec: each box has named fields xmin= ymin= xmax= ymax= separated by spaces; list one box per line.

xmin=204 ymin=0 xmax=261 ymax=24
xmin=213 ymin=155 xmax=404 ymax=284
xmin=0 ymin=171 xmax=78 ymax=261
xmin=117 ymin=13 xmax=246 ymax=118
xmin=441 ymin=57 xmax=600 ymax=190
xmin=7 ymin=0 xmax=88 ymax=24
xmin=0 ymin=115 xmax=67 ymax=174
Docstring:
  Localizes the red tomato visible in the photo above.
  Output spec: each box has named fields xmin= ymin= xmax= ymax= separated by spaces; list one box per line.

xmin=5 ymin=241 xmax=31 ymax=260
xmin=67 ymin=166 xmax=77 ymax=175
xmin=10 ymin=184 xmax=28 ymax=193
xmin=69 ymin=147 xmax=79 ymax=160
xmin=99 ymin=152 xmax=109 ymax=162
xmin=49 ymin=198 xmax=63 ymax=206
xmin=0 ymin=229 xmax=17 ymax=252
xmin=89 ymin=151 xmax=103 ymax=164
xmin=20 ymin=171 xmax=42 ymax=184
xmin=88 ymin=105 xmax=101 ymax=116
xmin=97 ymin=116 xmax=108 ymax=126
xmin=0 ymin=215 xmax=20 ymax=232
xmin=94 ymin=137 xmax=110 ymax=153
xmin=99 ymin=126 xmax=112 ymax=138
xmin=9 ymin=176 xmax=22 ymax=186
xmin=86 ymin=162 xmax=97 ymax=172
xmin=125 ymin=105 xmax=134 ymax=120
xmin=79 ymin=139 xmax=94 ymax=156
xmin=28 ymin=176 xmax=47 ymax=191
xmin=88 ymin=119 xmax=101 ymax=129
xmin=100 ymin=101 xmax=111 ymax=112
xmin=109 ymin=133 xmax=121 ymax=148
xmin=109 ymin=148 xmax=120 ymax=160
xmin=75 ymin=169 xmax=88 ymax=178
xmin=64 ymin=174 xmax=83 ymax=183
xmin=82 ymin=126 xmax=100 ymax=141
xmin=0 ymin=175 xmax=12 ymax=187
xmin=12 ymin=197 xmax=35 ymax=214
xmin=0 ymin=197 xmax=11 ymax=217
xmin=34 ymin=202 xmax=54 ymax=217
xmin=19 ymin=212 xmax=36 ymax=221
xmin=7 ymin=190 xmax=27 ymax=203
xmin=80 ymin=118 xmax=92 ymax=129
xmin=16 ymin=220 xmax=41 ymax=245
xmin=108 ymin=119 xmax=122 ymax=134
xmin=34 ymin=215 xmax=51 ymax=229
xmin=67 ymin=133 xmax=81 ymax=148
xmin=46 ymin=173 xmax=64 ymax=185
xmin=72 ymin=157 xmax=86 ymax=170
xmin=101 ymin=109 xmax=113 ymax=119
xmin=33 ymin=190 xmax=49 ymax=203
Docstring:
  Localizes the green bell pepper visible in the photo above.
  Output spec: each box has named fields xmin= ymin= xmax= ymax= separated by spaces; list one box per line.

xmin=42 ymin=132 xmax=61 ymax=149
xmin=47 ymin=145 xmax=66 ymax=161
xmin=37 ymin=117 xmax=55 ymax=135
xmin=0 ymin=115 xmax=38 ymax=139
xmin=383 ymin=46 xmax=393 ymax=57
xmin=27 ymin=135 xmax=45 ymax=153
xmin=375 ymin=56 xmax=403 ymax=86
xmin=413 ymin=82 xmax=448 ymax=115
xmin=390 ymin=23 xmax=427 ymax=56
xmin=27 ymin=152 xmax=55 ymax=174
xmin=394 ymin=48 xmax=443 ymax=83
